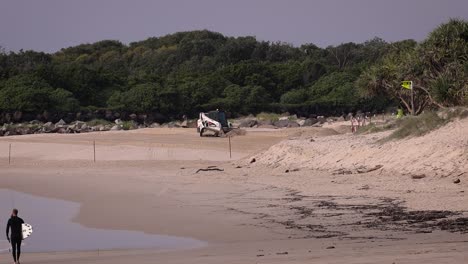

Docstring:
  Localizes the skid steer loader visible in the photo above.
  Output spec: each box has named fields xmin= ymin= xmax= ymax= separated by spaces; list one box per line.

xmin=197 ymin=110 xmax=232 ymax=137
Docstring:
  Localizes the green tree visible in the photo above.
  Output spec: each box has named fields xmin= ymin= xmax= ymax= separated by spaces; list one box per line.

xmin=107 ymin=83 xmax=160 ymax=112
xmin=0 ymin=74 xmax=78 ymax=112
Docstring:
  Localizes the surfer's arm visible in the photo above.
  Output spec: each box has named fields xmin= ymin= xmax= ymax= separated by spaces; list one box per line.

xmin=5 ymin=219 xmax=10 ymax=241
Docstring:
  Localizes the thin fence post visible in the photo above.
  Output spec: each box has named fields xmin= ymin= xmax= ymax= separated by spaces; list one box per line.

xmin=93 ymin=140 xmax=96 ymax=163
xmin=8 ymin=143 xmax=11 ymax=165
xmin=228 ymin=136 xmax=232 ymax=159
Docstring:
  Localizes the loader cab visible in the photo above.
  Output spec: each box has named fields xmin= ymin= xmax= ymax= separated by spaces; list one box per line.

xmin=206 ymin=110 xmax=228 ymax=128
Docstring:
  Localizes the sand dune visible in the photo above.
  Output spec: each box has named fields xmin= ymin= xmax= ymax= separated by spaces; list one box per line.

xmin=250 ymin=118 xmax=468 ymax=180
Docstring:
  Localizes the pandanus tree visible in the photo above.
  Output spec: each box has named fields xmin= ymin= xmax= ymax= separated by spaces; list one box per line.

xmin=419 ymin=19 xmax=468 ymax=106
xmin=357 ymin=19 xmax=468 ymax=114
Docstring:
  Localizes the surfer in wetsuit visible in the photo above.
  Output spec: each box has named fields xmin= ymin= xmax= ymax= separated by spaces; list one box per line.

xmin=6 ymin=209 xmax=24 ymax=264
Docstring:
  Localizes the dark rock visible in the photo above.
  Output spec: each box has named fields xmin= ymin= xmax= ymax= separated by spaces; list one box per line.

xmin=326 ymin=246 xmax=335 ymax=249
xmin=317 ymin=116 xmax=326 ymax=124
xmin=110 ymin=125 xmax=122 ymax=131
xmin=80 ymin=123 xmax=88 ymax=132
xmin=187 ymin=120 xmax=197 ymax=128
xmin=55 ymin=119 xmax=66 ymax=127
xmin=412 ymin=174 xmax=426 ymax=179
xmin=287 ymin=121 xmax=299 ymax=128
xmin=258 ymin=120 xmax=273 ymax=126
xmin=454 ymin=179 xmax=461 ymax=184
xmin=273 ymin=119 xmax=289 ymax=128
xmin=129 ymin=113 xmax=137 ymax=120
xmin=56 ymin=127 xmax=67 ymax=134
xmin=29 ymin=120 xmax=42 ymax=125
xmin=303 ymin=118 xmax=319 ymax=126
xmin=137 ymin=114 xmax=147 ymax=123
xmin=168 ymin=121 xmax=182 ymax=128
xmin=250 ymin=158 xmax=256 ymax=163
xmin=239 ymin=119 xmax=257 ymax=128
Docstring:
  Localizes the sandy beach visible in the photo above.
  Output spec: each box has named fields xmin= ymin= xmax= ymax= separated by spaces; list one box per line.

xmin=0 ymin=123 xmax=467 ymax=263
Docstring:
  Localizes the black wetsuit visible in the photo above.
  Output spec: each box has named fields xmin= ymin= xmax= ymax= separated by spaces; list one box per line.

xmin=6 ymin=216 xmax=24 ymax=263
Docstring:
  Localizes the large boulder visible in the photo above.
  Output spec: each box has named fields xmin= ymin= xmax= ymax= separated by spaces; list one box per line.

xmin=137 ymin=114 xmax=147 ymax=123
xmin=114 ymin=119 xmax=123 ymax=125
xmin=297 ymin=119 xmax=306 ymax=126
xmin=77 ymin=123 xmax=88 ymax=132
xmin=75 ymin=121 xmax=86 ymax=128
xmin=274 ymin=119 xmax=300 ymax=128
xmin=258 ymin=119 xmax=273 ymax=126
xmin=239 ymin=119 xmax=258 ymax=128
xmin=187 ymin=120 xmax=197 ymax=128
xmin=56 ymin=127 xmax=68 ymax=134
xmin=302 ymin=118 xmax=319 ymax=127
xmin=42 ymin=122 xmax=54 ymax=132
xmin=287 ymin=121 xmax=300 ymax=128
xmin=167 ymin=121 xmax=182 ymax=128
xmin=29 ymin=120 xmax=42 ymax=125
xmin=55 ymin=119 xmax=66 ymax=127
xmin=257 ymin=124 xmax=277 ymax=129
xmin=273 ymin=119 xmax=290 ymax=128
xmin=110 ymin=125 xmax=122 ymax=131
xmin=317 ymin=116 xmax=326 ymax=124
xmin=129 ymin=114 xmax=137 ymax=121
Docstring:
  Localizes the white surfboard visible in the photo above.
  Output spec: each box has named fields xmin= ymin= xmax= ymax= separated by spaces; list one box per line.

xmin=22 ymin=223 xmax=33 ymax=240
xmin=0 ymin=224 xmax=33 ymax=252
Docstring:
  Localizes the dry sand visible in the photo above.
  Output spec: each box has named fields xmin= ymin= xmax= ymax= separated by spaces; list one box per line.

xmin=0 ymin=124 xmax=467 ymax=263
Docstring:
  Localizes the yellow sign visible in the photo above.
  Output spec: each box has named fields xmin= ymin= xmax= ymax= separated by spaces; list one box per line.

xmin=401 ymin=81 xmax=413 ymax=90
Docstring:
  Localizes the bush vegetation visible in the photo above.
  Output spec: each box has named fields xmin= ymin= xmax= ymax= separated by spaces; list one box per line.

xmin=0 ymin=19 xmax=466 ymax=120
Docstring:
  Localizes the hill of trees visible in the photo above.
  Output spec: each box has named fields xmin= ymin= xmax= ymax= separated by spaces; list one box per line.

xmin=0 ymin=19 xmax=466 ymax=123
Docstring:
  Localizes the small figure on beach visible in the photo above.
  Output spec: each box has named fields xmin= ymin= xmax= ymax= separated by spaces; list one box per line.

xmin=6 ymin=209 xmax=24 ymax=264
xmin=351 ymin=115 xmax=358 ymax=133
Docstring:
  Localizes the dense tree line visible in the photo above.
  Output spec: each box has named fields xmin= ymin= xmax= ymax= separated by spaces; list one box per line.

xmin=0 ymin=19 xmax=466 ymax=122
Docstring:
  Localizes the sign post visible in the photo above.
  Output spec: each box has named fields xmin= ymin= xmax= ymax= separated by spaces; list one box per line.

xmin=401 ymin=81 xmax=414 ymax=115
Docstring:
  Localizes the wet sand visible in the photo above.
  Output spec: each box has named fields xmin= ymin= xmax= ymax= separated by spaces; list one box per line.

xmin=0 ymin=127 xmax=467 ymax=263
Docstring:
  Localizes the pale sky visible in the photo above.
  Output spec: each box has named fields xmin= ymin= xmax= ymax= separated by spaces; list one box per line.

xmin=0 ymin=0 xmax=467 ymax=53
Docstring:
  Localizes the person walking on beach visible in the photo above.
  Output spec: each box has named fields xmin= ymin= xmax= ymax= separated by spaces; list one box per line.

xmin=6 ymin=209 xmax=24 ymax=264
